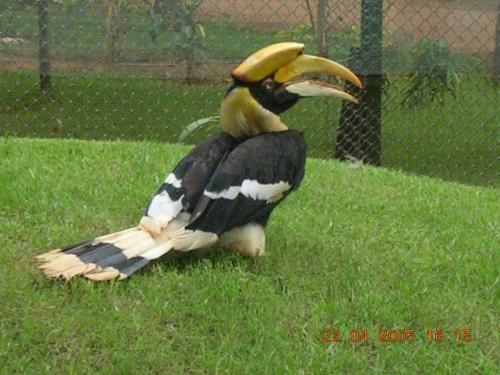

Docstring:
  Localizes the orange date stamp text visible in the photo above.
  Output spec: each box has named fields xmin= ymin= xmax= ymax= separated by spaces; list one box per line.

xmin=321 ymin=328 xmax=472 ymax=344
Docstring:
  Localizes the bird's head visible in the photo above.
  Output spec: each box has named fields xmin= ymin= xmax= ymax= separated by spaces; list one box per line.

xmin=220 ymin=42 xmax=362 ymax=139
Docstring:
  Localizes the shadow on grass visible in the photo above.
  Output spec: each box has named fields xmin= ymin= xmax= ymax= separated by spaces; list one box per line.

xmin=30 ymin=245 xmax=266 ymax=291
xmin=157 ymin=246 xmax=266 ymax=275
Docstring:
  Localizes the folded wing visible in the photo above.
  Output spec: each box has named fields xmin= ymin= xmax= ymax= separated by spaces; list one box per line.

xmin=187 ymin=130 xmax=307 ymax=235
xmin=143 ymin=132 xmax=239 ymax=229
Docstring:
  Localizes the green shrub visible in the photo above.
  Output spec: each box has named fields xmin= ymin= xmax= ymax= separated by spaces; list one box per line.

xmin=275 ymin=25 xmax=314 ymax=46
xmin=275 ymin=25 xmax=359 ymax=60
xmin=149 ymin=0 xmax=183 ymax=42
xmin=402 ymin=38 xmax=462 ymax=107
xmin=166 ymin=0 xmax=207 ymax=82
xmin=329 ymin=26 xmax=360 ymax=59
xmin=383 ymin=29 xmax=414 ymax=73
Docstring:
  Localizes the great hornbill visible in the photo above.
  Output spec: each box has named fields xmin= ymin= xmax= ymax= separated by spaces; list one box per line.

xmin=36 ymin=42 xmax=362 ymax=281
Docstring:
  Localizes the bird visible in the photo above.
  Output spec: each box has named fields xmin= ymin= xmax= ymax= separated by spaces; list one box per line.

xmin=35 ymin=42 xmax=362 ymax=281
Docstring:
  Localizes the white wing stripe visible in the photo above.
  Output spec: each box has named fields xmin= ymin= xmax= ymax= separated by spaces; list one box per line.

xmin=205 ymin=186 xmax=240 ymax=200
xmin=147 ymin=191 xmax=184 ymax=224
xmin=204 ymin=179 xmax=291 ymax=201
xmin=241 ymin=180 xmax=291 ymax=201
xmin=165 ymin=173 xmax=182 ymax=188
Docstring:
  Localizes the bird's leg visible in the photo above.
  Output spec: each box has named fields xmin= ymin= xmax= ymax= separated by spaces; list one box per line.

xmin=220 ymin=223 xmax=266 ymax=257
xmin=267 ymin=192 xmax=284 ymax=204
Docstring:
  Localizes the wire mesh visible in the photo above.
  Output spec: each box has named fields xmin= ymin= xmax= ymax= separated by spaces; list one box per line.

xmin=0 ymin=0 xmax=498 ymax=186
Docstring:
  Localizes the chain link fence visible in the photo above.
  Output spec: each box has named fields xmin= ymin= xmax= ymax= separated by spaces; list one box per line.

xmin=1 ymin=0 xmax=498 ymax=186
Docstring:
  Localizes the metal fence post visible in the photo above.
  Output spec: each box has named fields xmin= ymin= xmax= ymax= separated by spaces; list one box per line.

xmin=494 ymin=1 xmax=500 ymax=81
xmin=360 ymin=0 xmax=383 ymax=165
xmin=316 ymin=0 xmax=328 ymax=57
xmin=336 ymin=0 xmax=383 ymax=165
xmin=335 ymin=47 xmax=363 ymax=161
xmin=38 ymin=0 xmax=51 ymax=91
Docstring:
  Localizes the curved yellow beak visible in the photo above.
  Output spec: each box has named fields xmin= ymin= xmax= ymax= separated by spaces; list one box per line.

xmin=231 ymin=42 xmax=362 ymax=103
xmin=274 ymin=54 xmax=362 ymax=89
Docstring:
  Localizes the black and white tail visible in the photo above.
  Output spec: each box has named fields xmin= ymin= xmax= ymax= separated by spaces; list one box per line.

xmin=35 ymin=227 xmax=173 ymax=281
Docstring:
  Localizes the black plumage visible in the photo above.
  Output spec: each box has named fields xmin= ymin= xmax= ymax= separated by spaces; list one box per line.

xmin=187 ymin=130 xmax=306 ymax=235
xmin=146 ymin=132 xmax=238 ymax=215
xmin=143 ymin=130 xmax=306 ymax=235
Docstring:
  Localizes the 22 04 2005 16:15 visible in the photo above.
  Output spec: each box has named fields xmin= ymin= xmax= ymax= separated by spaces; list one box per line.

xmin=322 ymin=328 xmax=473 ymax=344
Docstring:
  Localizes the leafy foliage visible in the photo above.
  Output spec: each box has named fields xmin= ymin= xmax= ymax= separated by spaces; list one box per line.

xmin=53 ymin=0 xmax=77 ymax=6
xmin=329 ymin=26 xmax=361 ymax=59
xmin=275 ymin=24 xmax=314 ymax=45
xmin=156 ymin=0 xmax=207 ymax=82
xmin=402 ymin=39 xmax=462 ymax=107
xmin=275 ymin=25 xmax=360 ymax=60
xmin=178 ymin=115 xmax=219 ymax=143
xmin=103 ymin=0 xmax=139 ymax=62
xmin=149 ymin=0 xmax=182 ymax=41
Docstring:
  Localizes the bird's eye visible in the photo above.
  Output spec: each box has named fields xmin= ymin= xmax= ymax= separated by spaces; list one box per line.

xmin=262 ymin=80 xmax=274 ymax=91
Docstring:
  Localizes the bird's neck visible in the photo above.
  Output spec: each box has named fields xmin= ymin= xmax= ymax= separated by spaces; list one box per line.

xmin=220 ymin=87 xmax=288 ymax=139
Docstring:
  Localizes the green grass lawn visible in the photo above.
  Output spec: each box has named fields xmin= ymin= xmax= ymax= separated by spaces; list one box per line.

xmin=1 ymin=71 xmax=497 ymax=187
xmin=0 ymin=137 xmax=498 ymax=373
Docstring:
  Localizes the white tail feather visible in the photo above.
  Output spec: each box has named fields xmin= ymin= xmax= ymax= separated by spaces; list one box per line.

xmin=94 ymin=227 xmax=139 ymax=243
xmin=139 ymin=241 xmax=173 ymax=260
xmin=36 ymin=226 xmax=174 ymax=281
